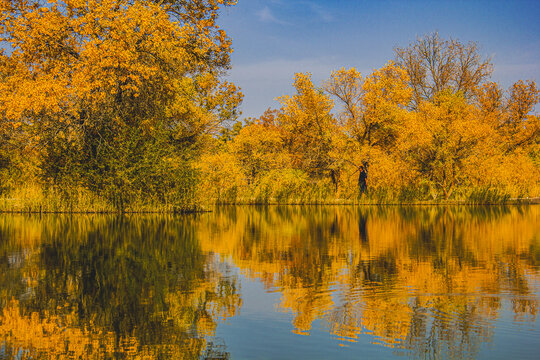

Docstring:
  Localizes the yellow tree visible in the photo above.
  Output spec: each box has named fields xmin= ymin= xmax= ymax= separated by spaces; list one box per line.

xmin=0 ymin=0 xmax=242 ymax=207
xmin=400 ymin=90 xmax=494 ymax=199
xmin=230 ymin=110 xmax=289 ymax=185
xmin=501 ymin=81 xmax=539 ymax=152
xmin=472 ymin=80 xmax=540 ymax=195
xmin=476 ymin=80 xmax=539 ymax=152
xmin=326 ymin=62 xmax=411 ymax=196
xmin=276 ymin=73 xmax=338 ymax=188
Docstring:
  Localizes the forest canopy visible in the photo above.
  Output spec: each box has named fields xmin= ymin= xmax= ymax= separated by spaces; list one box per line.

xmin=0 ymin=0 xmax=538 ymax=212
xmin=202 ymin=34 xmax=539 ymax=205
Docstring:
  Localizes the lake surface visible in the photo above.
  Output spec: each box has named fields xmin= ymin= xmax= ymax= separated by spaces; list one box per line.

xmin=0 ymin=206 xmax=539 ymax=359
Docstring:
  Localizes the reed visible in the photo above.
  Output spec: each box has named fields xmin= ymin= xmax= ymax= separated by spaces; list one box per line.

xmin=0 ymin=184 xmax=203 ymax=214
xmin=2 ymin=182 xmax=536 ymax=213
xmin=202 ymin=182 xmax=535 ymax=206
xmin=465 ymin=187 xmax=511 ymax=204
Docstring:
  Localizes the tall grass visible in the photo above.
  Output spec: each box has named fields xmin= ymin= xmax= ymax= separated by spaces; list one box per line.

xmin=465 ymin=187 xmax=511 ymax=204
xmin=0 ymin=184 xmax=202 ymax=213
xmin=3 ymin=181 xmax=535 ymax=213
xmin=202 ymin=181 xmax=534 ymax=206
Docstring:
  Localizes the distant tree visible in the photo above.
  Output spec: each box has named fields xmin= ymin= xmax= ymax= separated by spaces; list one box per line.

xmin=502 ymin=81 xmax=539 ymax=152
xmin=476 ymin=80 xmax=539 ymax=152
xmin=395 ymin=32 xmax=492 ymax=109
xmin=230 ymin=110 xmax=287 ymax=185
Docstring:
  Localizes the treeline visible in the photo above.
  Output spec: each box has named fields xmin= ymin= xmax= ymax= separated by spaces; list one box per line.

xmin=200 ymin=34 xmax=540 ymax=204
xmin=0 ymin=1 xmax=538 ymax=211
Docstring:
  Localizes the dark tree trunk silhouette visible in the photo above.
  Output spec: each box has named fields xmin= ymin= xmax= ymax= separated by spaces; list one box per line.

xmin=358 ymin=162 xmax=368 ymax=197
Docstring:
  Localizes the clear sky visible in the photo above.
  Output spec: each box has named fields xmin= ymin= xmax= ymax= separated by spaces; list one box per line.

xmin=219 ymin=0 xmax=540 ymax=120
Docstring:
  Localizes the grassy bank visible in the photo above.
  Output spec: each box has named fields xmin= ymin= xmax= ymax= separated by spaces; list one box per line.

xmin=0 ymin=184 xmax=203 ymax=214
xmin=203 ymin=181 xmax=539 ymax=206
xmin=2 ymin=184 xmax=537 ymax=214
xmin=210 ymin=196 xmax=540 ymax=206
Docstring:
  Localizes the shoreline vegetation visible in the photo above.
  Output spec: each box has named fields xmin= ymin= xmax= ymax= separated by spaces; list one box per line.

xmin=0 ymin=184 xmax=538 ymax=214
xmin=0 ymin=2 xmax=538 ymax=212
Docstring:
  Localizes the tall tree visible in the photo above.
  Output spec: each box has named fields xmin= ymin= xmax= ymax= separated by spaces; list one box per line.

xmin=0 ymin=0 xmax=242 ymax=208
xmin=277 ymin=73 xmax=337 ymax=184
xmin=395 ymin=32 xmax=492 ymax=109
xmin=326 ymin=62 xmax=411 ymax=196
xmin=399 ymin=90 xmax=493 ymax=199
xmin=476 ymin=80 xmax=539 ymax=152
xmin=230 ymin=110 xmax=287 ymax=185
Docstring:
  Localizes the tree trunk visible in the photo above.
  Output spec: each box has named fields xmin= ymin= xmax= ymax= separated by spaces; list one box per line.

xmin=358 ymin=162 xmax=368 ymax=198
xmin=330 ymin=169 xmax=340 ymax=193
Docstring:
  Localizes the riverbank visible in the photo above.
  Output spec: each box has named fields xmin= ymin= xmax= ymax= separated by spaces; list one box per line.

xmin=1 ymin=196 xmax=538 ymax=214
xmin=0 ymin=185 xmax=203 ymax=214
xmin=1 ymin=184 xmax=538 ymax=214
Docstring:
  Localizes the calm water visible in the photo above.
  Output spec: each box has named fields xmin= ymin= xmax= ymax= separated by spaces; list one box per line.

xmin=0 ymin=206 xmax=539 ymax=359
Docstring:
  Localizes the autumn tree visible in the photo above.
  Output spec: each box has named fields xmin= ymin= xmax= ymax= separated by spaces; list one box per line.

xmin=326 ymin=62 xmax=411 ymax=196
xmin=230 ymin=110 xmax=288 ymax=185
xmin=0 ymin=0 xmax=242 ymax=209
xmin=395 ymin=32 xmax=492 ymax=109
xmin=276 ymin=73 xmax=338 ymax=186
xmin=475 ymin=81 xmax=540 ymax=151
xmin=400 ymin=90 xmax=494 ymax=199
xmin=469 ymin=80 xmax=540 ymax=195
xmin=483 ymin=81 xmax=539 ymax=152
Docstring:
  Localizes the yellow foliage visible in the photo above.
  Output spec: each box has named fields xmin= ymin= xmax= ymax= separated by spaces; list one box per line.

xmin=400 ymin=91 xmax=496 ymax=199
xmin=197 ymin=150 xmax=245 ymax=202
xmin=276 ymin=72 xmax=336 ymax=175
xmin=200 ymin=60 xmax=539 ymax=203
xmin=0 ymin=0 xmax=242 ymax=150
xmin=230 ymin=119 xmax=289 ymax=183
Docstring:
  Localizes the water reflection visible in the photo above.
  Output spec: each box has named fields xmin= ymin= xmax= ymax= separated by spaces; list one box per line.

xmin=198 ymin=206 xmax=539 ymax=358
xmin=0 ymin=216 xmax=240 ymax=359
xmin=0 ymin=206 xmax=539 ymax=359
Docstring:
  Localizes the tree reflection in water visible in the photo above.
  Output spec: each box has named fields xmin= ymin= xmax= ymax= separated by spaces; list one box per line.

xmin=198 ymin=205 xmax=539 ymax=358
xmin=0 ymin=215 xmax=240 ymax=359
xmin=0 ymin=206 xmax=538 ymax=359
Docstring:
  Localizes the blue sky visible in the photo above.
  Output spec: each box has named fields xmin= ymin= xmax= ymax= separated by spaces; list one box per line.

xmin=219 ymin=0 xmax=540 ymax=119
